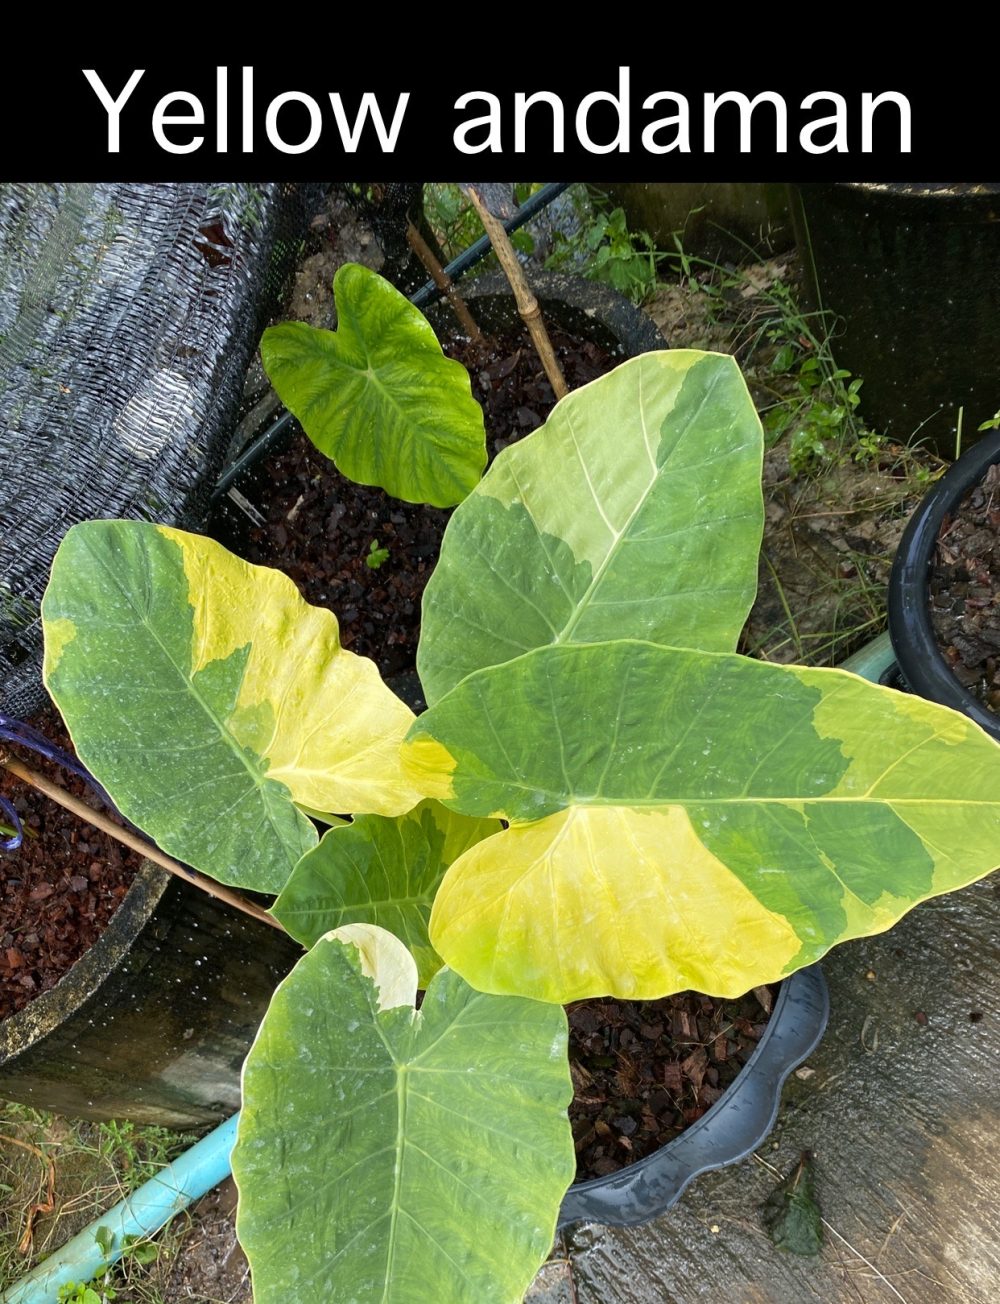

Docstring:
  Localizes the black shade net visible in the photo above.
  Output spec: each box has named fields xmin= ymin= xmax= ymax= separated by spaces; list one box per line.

xmin=0 ymin=181 xmax=324 ymax=718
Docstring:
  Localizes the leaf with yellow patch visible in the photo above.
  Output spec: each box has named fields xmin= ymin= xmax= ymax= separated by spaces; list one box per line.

xmin=233 ymin=926 xmax=575 ymax=1302
xmin=418 ymin=350 xmax=764 ymax=703
xmin=407 ymin=641 xmax=1000 ymax=1001
xmin=42 ymin=522 xmax=423 ymax=892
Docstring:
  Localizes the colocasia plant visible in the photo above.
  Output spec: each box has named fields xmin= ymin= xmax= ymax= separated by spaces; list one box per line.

xmin=40 ymin=278 xmax=1000 ymax=1300
xmin=261 ymin=262 xmax=487 ymax=507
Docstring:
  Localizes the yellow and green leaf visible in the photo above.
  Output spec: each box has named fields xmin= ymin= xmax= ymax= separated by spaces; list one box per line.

xmin=272 ymin=801 xmax=500 ymax=986
xmin=404 ymin=641 xmax=1000 ymax=1002
xmin=233 ymin=926 xmax=575 ymax=1303
xmin=42 ymin=522 xmax=423 ymax=892
xmin=262 ymin=263 xmax=487 ymax=508
xmin=417 ymin=350 xmax=764 ymax=703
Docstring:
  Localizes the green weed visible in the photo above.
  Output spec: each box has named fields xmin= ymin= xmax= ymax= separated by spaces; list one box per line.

xmin=58 ymin=1275 xmax=116 ymax=1303
xmin=422 ymin=183 xmax=537 ymax=267
xmin=0 ymin=1105 xmax=194 ymax=1295
xmin=544 ymin=197 xmax=663 ymax=304
xmin=661 ymin=230 xmax=947 ymax=500
xmin=365 ymin=539 xmax=390 ymax=570
xmin=421 ymin=183 xmax=662 ymax=306
xmin=653 ymin=227 xmax=943 ymax=668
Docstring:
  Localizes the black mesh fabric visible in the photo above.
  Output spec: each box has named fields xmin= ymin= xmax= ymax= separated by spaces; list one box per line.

xmin=0 ymin=182 xmax=324 ymax=717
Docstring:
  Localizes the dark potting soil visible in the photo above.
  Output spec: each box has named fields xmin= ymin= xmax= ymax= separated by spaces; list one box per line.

xmin=0 ymin=709 xmax=143 ymax=1020
xmin=928 ymin=461 xmax=1000 ymax=711
xmin=568 ymin=984 xmax=775 ymax=1181
xmin=218 ymin=323 xmax=620 ymax=679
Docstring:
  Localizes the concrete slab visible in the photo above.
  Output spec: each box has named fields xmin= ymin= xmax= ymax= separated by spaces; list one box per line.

xmin=530 ymin=875 xmax=999 ymax=1303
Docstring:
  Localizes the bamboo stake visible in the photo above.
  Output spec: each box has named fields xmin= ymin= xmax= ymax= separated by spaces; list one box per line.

xmin=405 ymin=220 xmax=482 ymax=341
xmin=465 ymin=186 xmax=569 ymax=399
xmin=0 ymin=751 xmax=289 ymax=936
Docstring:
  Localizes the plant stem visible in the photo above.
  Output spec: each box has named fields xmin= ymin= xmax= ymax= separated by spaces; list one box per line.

xmin=405 ymin=220 xmax=482 ymax=341
xmin=0 ymin=752 xmax=289 ymax=936
xmin=465 ymin=186 xmax=569 ymax=399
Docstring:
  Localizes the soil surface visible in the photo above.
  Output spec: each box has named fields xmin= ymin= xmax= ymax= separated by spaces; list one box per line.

xmin=928 ymin=461 xmax=1000 ymax=709
xmin=284 ymin=188 xmax=385 ymax=330
xmin=0 ymin=710 xmax=142 ymax=1019
xmin=148 ymin=1177 xmax=252 ymax=1303
xmin=568 ymin=985 xmax=775 ymax=1181
xmin=212 ymin=324 xmax=619 ymax=679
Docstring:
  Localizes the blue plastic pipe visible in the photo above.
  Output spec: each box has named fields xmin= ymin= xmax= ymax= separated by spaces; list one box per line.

xmin=3 ymin=635 xmax=901 ymax=1302
xmin=838 ymin=630 xmax=897 ymax=683
xmin=0 ymin=1115 xmax=239 ymax=1304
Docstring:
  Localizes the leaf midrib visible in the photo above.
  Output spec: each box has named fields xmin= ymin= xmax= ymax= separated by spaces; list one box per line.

xmin=314 ymin=341 xmax=476 ymax=495
xmin=487 ymin=792 xmax=1000 ymax=816
xmin=551 ymin=361 xmax=740 ymax=645
xmin=80 ymin=529 xmax=299 ymax=867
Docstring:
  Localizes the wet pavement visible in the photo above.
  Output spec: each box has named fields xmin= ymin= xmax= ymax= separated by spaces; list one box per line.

xmin=529 ymin=875 xmax=999 ymax=1303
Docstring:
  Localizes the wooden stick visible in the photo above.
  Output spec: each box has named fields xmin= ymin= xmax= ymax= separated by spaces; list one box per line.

xmin=406 ymin=220 xmax=482 ymax=341
xmin=465 ymin=186 xmax=569 ymax=399
xmin=0 ymin=752 xmax=289 ymax=936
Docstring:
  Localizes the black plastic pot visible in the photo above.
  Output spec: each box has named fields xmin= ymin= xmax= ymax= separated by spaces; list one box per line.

xmin=427 ymin=269 xmax=665 ymax=360
xmin=0 ymin=864 xmax=302 ymax=1128
xmin=557 ymin=965 xmax=828 ymax=1227
xmin=888 ymin=428 xmax=1000 ymax=738
xmin=793 ymin=183 xmax=1000 ymax=457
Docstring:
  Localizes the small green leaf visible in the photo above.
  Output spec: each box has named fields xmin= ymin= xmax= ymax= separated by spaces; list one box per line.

xmin=771 ymin=342 xmax=796 ymax=374
xmin=122 ymin=1234 xmax=159 ymax=1265
xmin=272 ymin=801 xmax=499 ymax=986
xmin=761 ymin=1152 xmax=824 ymax=1255
xmin=262 ymin=263 xmax=487 ymax=507
xmin=94 ymin=1224 xmax=114 ymax=1259
xmin=366 ymin=538 xmax=390 ymax=569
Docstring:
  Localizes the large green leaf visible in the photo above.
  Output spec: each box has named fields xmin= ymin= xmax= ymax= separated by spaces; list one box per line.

xmin=42 ymin=522 xmax=423 ymax=892
xmin=233 ymin=926 xmax=575 ymax=1303
xmin=272 ymin=801 xmax=500 ymax=986
xmin=403 ymin=640 xmax=1000 ymax=1002
xmin=262 ymin=262 xmax=487 ymax=508
xmin=417 ymin=350 xmax=763 ymax=704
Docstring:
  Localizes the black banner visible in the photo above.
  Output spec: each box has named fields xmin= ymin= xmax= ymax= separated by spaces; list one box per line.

xmin=5 ymin=61 xmax=971 ymax=181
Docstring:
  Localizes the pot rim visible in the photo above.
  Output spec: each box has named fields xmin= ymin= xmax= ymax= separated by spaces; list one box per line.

xmin=887 ymin=428 xmax=1000 ymax=738
xmin=558 ymin=963 xmax=829 ymax=1227
xmin=0 ymin=861 xmax=169 ymax=1060
xmin=805 ymin=182 xmax=1000 ymax=224
xmin=440 ymin=268 xmax=665 ymax=358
